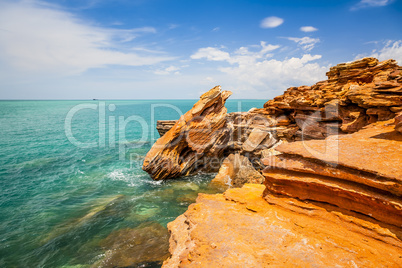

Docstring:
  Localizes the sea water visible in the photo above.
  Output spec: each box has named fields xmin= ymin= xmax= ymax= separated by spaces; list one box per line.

xmin=0 ymin=99 xmax=265 ymax=267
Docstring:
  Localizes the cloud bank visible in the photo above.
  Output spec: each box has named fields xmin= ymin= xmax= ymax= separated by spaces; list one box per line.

xmin=0 ymin=0 xmax=172 ymax=77
xmin=191 ymin=42 xmax=327 ymax=97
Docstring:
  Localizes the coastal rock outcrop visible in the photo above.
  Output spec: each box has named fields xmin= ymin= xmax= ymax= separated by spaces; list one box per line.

xmin=157 ymin=120 xmax=178 ymax=137
xmin=163 ymin=184 xmax=402 ymax=267
xmin=151 ymin=57 xmax=402 ymax=267
xmin=149 ymin=57 xmax=402 ymax=181
xmin=262 ymin=120 xmax=402 ymax=227
xmin=209 ymin=154 xmax=264 ymax=189
xmin=143 ymin=86 xmax=232 ymax=180
xmin=263 ymin=57 xmax=402 ymax=139
xmin=94 ymin=222 xmax=170 ymax=268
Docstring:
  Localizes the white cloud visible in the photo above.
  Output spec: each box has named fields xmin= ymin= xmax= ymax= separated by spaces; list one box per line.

xmin=212 ymin=27 xmax=220 ymax=32
xmin=190 ymin=42 xmax=327 ymax=97
xmin=300 ymin=26 xmax=318 ymax=32
xmin=260 ymin=16 xmax=284 ymax=28
xmin=351 ymin=0 xmax=394 ymax=10
xmin=191 ymin=47 xmax=231 ymax=61
xmin=0 ymin=0 xmax=173 ymax=77
xmin=358 ymin=40 xmax=402 ymax=65
xmin=286 ymin=37 xmax=320 ymax=51
xmin=154 ymin=65 xmax=181 ymax=75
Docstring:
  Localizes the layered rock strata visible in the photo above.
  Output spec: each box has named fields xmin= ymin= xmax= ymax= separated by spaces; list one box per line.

xmin=262 ymin=120 xmax=402 ymax=227
xmin=157 ymin=120 xmax=177 ymax=137
xmin=143 ymin=86 xmax=232 ymax=180
xmin=263 ymin=57 xmax=402 ymax=139
xmin=148 ymin=58 xmax=402 ymax=180
xmin=150 ymin=57 xmax=402 ymax=267
xmin=163 ymin=184 xmax=402 ymax=267
xmin=209 ymin=154 xmax=265 ymax=190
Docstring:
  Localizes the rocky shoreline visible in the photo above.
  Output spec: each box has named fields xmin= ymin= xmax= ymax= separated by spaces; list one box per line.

xmin=143 ymin=57 xmax=402 ymax=267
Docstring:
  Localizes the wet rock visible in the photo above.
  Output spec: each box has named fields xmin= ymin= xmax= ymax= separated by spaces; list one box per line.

xmin=93 ymin=222 xmax=170 ymax=268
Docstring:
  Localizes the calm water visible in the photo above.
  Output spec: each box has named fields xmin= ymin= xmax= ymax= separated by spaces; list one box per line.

xmin=0 ymin=99 xmax=265 ymax=267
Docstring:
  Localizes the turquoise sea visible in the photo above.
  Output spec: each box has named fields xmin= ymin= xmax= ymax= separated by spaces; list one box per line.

xmin=0 ymin=99 xmax=265 ymax=267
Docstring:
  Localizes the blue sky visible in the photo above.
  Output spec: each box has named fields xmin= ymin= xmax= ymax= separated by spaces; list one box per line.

xmin=0 ymin=0 xmax=401 ymax=99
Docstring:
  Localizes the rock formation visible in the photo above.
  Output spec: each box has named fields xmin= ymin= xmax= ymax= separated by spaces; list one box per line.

xmin=93 ymin=222 xmax=170 ymax=268
xmin=157 ymin=120 xmax=178 ymax=137
xmin=263 ymin=120 xmax=402 ymax=227
xmin=148 ymin=57 xmax=402 ymax=181
xmin=209 ymin=154 xmax=265 ymax=189
xmin=144 ymin=57 xmax=402 ymax=267
xmin=263 ymin=57 xmax=402 ymax=139
xmin=143 ymin=86 xmax=232 ymax=180
xmin=163 ymin=184 xmax=402 ymax=267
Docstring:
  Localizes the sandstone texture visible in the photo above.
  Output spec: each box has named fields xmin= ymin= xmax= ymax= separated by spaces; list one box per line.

xmin=210 ymin=153 xmax=264 ymax=190
xmin=143 ymin=86 xmax=232 ymax=180
xmin=151 ymin=57 xmax=402 ymax=267
xmin=262 ymin=120 xmax=402 ymax=228
xmin=150 ymin=57 xmax=402 ymax=180
xmin=157 ymin=120 xmax=178 ymax=137
xmin=163 ymin=184 xmax=402 ymax=268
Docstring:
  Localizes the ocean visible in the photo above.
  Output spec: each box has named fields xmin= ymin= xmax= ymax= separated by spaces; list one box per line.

xmin=0 ymin=99 xmax=266 ymax=267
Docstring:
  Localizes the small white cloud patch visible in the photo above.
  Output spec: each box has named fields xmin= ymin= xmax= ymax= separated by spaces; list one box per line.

xmin=191 ymin=47 xmax=231 ymax=61
xmin=351 ymin=0 xmax=394 ymax=10
xmin=300 ymin=26 xmax=318 ymax=32
xmin=286 ymin=37 xmax=320 ymax=51
xmin=260 ymin=16 xmax=284 ymax=28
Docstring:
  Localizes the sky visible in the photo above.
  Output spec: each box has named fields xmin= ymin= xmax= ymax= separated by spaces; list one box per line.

xmin=0 ymin=0 xmax=401 ymax=99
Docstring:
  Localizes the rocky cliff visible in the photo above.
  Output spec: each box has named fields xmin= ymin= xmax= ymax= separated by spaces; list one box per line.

xmin=146 ymin=57 xmax=401 ymax=182
xmin=143 ymin=57 xmax=402 ymax=267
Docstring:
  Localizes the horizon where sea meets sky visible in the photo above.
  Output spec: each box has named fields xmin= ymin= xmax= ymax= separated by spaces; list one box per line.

xmin=0 ymin=0 xmax=401 ymax=100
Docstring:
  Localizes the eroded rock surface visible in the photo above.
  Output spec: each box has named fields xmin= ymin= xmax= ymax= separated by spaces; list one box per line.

xmin=163 ymin=184 xmax=402 ymax=268
xmin=263 ymin=57 xmax=402 ymax=138
xmin=158 ymin=58 xmax=402 ymax=267
xmin=143 ymin=86 xmax=232 ymax=180
xmin=262 ymin=120 xmax=402 ymax=228
xmin=148 ymin=58 xmax=402 ymax=181
xmin=210 ymin=154 xmax=264 ymax=190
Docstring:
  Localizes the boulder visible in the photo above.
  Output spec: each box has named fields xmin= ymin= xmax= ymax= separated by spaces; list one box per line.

xmin=142 ymin=86 xmax=232 ymax=180
xmin=210 ymin=154 xmax=265 ymax=189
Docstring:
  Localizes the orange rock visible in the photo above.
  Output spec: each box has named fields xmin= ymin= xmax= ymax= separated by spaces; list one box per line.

xmin=163 ymin=184 xmax=402 ymax=267
xmin=395 ymin=111 xmax=402 ymax=134
xmin=262 ymin=120 xmax=402 ymax=228
xmin=210 ymin=154 xmax=264 ymax=189
xmin=264 ymin=58 xmax=402 ymax=136
xmin=142 ymin=86 xmax=232 ymax=180
xmin=272 ymin=121 xmax=402 ymax=181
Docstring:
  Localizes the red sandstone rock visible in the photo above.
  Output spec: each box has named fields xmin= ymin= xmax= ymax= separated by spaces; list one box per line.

xmin=142 ymin=86 xmax=232 ymax=180
xmin=395 ymin=111 xmax=402 ymax=134
xmin=163 ymin=184 xmax=402 ymax=267
xmin=264 ymin=58 xmax=402 ymax=136
xmin=210 ymin=154 xmax=264 ymax=189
